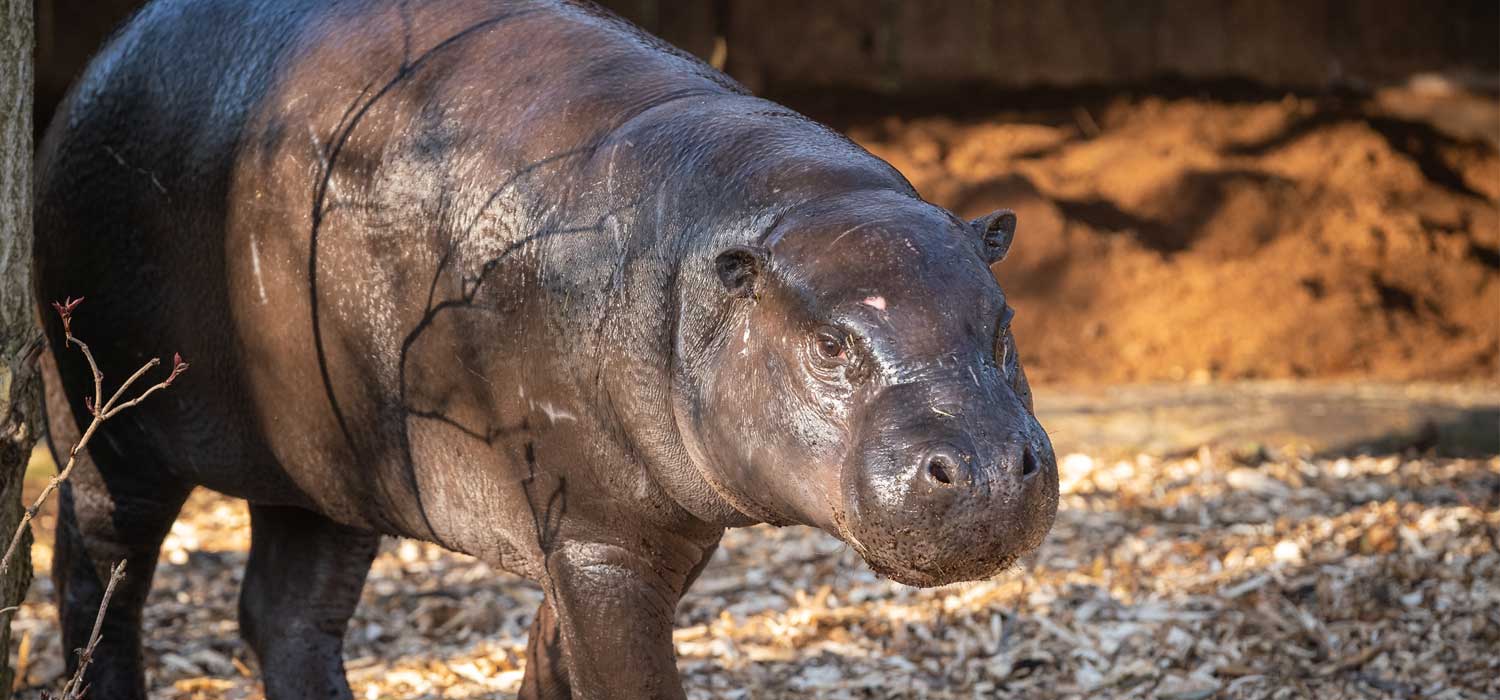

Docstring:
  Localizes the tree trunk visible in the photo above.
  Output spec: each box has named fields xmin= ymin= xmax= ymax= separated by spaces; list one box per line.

xmin=0 ymin=0 xmax=36 ymax=697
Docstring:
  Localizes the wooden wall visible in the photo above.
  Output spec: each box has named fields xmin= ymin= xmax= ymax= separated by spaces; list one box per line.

xmin=34 ymin=0 xmax=1500 ymax=131
xmin=711 ymin=0 xmax=1499 ymax=94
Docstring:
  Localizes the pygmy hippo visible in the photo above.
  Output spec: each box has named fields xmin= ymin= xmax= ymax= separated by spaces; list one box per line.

xmin=32 ymin=0 xmax=1058 ymax=697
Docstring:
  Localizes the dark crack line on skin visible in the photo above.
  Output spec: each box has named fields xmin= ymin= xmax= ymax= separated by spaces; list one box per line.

xmin=520 ymin=441 xmax=568 ymax=575
xmin=305 ymin=9 xmax=540 ymax=541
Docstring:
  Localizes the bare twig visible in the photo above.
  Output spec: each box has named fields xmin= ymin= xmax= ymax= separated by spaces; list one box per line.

xmin=0 ymin=299 xmax=187 ymax=581
xmin=102 ymin=353 xmax=186 ymax=420
xmin=0 ymin=299 xmax=184 ymax=699
xmin=56 ymin=560 xmax=127 ymax=700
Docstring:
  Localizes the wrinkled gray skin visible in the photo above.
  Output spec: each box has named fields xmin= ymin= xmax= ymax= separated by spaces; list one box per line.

xmin=31 ymin=1 xmax=1058 ymax=697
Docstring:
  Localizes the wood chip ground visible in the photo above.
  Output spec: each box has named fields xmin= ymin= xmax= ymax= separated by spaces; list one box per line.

xmin=9 ymin=447 xmax=1498 ymax=699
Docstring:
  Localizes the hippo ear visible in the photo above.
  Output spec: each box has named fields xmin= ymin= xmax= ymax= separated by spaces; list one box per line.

xmin=970 ymin=209 xmax=1017 ymax=264
xmin=714 ymin=245 xmax=767 ymax=298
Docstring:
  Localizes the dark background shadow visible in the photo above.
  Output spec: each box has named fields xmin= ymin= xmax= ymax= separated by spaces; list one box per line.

xmin=34 ymin=0 xmax=1500 ymax=139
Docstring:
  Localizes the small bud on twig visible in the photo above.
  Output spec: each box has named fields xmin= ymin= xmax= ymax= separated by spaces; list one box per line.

xmin=165 ymin=352 xmax=189 ymax=386
xmin=51 ymin=296 xmax=85 ymax=342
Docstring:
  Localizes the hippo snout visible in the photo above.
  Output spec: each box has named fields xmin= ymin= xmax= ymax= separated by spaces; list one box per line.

xmin=837 ymin=383 xmax=1059 ymax=588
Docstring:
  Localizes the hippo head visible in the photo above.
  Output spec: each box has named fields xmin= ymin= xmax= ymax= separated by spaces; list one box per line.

xmin=674 ymin=189 xmax=1058 ymax=587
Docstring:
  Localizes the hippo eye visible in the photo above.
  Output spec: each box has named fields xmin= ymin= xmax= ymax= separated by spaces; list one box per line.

xmin=814 ymin=329 xmax=848 ymax=362
xmin=994 ymin=306 xmax=1016 ymax=371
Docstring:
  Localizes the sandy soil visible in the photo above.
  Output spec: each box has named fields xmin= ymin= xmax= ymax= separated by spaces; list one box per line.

xmin=847 ymin=87 xmax=1500 ymax=385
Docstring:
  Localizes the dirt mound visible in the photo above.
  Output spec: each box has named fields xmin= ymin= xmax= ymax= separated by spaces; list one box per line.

xmin=848 ymin=91 xmax=1500 ymax=385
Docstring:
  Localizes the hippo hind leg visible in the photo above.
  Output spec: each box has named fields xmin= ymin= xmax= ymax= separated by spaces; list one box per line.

xmin=238 ymin=504 xmax=378 ymax=700
xmin=46 ymin=377 xmax=193 ymax=699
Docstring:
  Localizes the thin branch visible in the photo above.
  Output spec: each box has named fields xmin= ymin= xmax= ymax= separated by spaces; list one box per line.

xmin=0 ymin=418 xmax=97 ymax=579
xmin=102 ymin=362 xmax=186 ymax=419
xmin=0 ymin=301 xmax=188 ymax=581
xmin=57 ymin=560 xmax=126 ymax=700
xmin=75 ymin=339 xmax=103 ymax=421
xmin=99 ymin=357 xmax=158 ymax=416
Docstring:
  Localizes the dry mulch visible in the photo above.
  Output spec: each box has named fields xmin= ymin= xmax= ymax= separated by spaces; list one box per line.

xmin=9 ymin=446 xmax=1497 ymax=699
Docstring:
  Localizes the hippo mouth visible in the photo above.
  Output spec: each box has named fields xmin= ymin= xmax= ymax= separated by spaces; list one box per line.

xmin=830 ymin=476 xmax=1056 ymax=588
xmin=843 ymin=534 xmax=1027 ymax=588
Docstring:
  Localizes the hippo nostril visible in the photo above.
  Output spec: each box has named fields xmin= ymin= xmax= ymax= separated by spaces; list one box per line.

xmin=926 ymin=457 xmax=955 ymax=485
xmin=1021 ymin=445 xmax=1040 ymax=480
xmin=916 ymin=444 xmax=973 ymax=488
xmin=921 ymin=448 xmax=964 ymax=487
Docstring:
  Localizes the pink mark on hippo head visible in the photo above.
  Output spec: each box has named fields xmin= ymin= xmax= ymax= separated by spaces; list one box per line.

xmin=862 ymin=296 xmax=887 ymax=311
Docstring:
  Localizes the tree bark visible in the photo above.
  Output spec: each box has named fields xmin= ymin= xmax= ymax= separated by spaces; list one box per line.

xmin=0 ymin=0 xmax=36 ymax=697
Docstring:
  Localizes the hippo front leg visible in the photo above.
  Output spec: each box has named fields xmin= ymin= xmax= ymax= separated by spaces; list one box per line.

xmin=520 ymin=541 xmax=705 ymax=699
xmin=521 ymin=599 xmax=571 ymax=699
